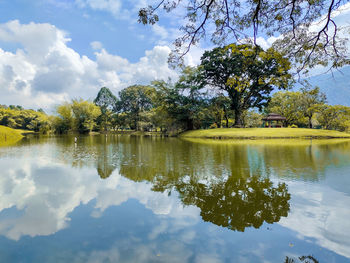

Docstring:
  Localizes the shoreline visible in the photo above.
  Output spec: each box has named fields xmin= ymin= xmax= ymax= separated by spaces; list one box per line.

xmin=179 ymin=128 xmax=350 ymax=140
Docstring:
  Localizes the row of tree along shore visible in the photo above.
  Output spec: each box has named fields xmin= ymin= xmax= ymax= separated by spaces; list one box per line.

xmin=1 ymin=44 xmax=350 ymax=135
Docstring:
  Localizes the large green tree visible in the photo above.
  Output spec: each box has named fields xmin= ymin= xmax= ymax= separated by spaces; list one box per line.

xmin=0 ymin=106 xmax=52 ymax=133
xmin=200 ymin=43 xmax=292 ymax=127
xmin=94 ymin=87 xmax=118 ymax=112
xmin=152 ymin=69 xmax=209 ymax=131
xmin=317 ymin=104 xmax=350 ymax=131
xmin=53 ymin=103 xmax=74 ymax=134
xmin=94 ymin=87 xmax=118 ymax=131
xmin=71 ymin=99 xmax=101 ymax=133
xmin=300 ymin=87 xmax=327 ymax=128
xmin=268 ymin=88 xmax=327 ymax=128
xmin=268 ymin=91 xmax=305 ymax=126
xmin=118 ymin=85 xmax=156 ymax=130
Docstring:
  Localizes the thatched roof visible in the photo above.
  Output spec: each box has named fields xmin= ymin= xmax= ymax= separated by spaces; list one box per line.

xmin=262 ymin=113 xmax=286 ymax=121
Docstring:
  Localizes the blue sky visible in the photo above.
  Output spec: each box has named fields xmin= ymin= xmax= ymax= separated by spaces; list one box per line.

xmin=0 ymin=0 xmax=174 ymax=61
xmin=0 ymin=0 xmax=197 ymax=110
xmin=0 ymin=0 xmax=349 ymax=110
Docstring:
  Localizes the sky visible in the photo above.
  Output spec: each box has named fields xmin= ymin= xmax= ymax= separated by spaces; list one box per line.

xmin=0 ymin=0 xmax=349 ymax=111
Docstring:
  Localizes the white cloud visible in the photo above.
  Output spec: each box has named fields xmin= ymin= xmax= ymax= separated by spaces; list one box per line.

xmin=75 ymin=0 xmax=122 ymax=16
xmin=183 ymin=45 xmax=208 ymax=67
xmin=152 ymin=24 xmax=169 ymax=41
xmin=95 ymin=45 xmax=178 ymax=84
xmin=0 ymin=143 xmax=199 ymax=241
xmin=90 ymin=41 xmax=103 ymax=50
xmin=0 ymin=20 xmax=179 ymax=110
xmin=278 ymin=181 xmax=350 ymax=259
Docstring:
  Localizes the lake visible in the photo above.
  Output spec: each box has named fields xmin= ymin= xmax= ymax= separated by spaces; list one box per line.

xmin=0 ymin=135 xmax=350 ymax=262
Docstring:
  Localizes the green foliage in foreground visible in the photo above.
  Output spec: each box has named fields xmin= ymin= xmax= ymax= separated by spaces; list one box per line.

xmin=0 ymin=125 xmax=23 ymax=146
xmin=180 ymin=128 xmax=350 ymax=139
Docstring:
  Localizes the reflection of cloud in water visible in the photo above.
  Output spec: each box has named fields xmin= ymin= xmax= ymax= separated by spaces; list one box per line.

xmin=79 ymin=240 xmax=193 ymax=263
xmin=0 ymin=157 xmax=199 ymax=241
xmin=278 ymin=181 xmax=350 ymax=259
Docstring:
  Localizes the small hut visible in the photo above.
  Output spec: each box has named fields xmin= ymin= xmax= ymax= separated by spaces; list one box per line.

xmin=262 ymin=113 xmax=286 ymax=128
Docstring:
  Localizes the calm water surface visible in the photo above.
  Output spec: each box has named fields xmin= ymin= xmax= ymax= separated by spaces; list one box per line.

xmin=0 ymin=135 xmax=350 ymax=262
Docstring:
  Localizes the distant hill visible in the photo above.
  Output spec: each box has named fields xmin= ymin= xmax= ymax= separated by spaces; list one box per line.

xmin=296 ymin=66 xmax=350 ymax=106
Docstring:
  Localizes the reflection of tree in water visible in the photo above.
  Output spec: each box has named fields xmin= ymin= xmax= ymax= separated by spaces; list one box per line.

xmin=97 ymin=159 xmax=116 ymax=179
xmin=152 ymin=173 xmax=290 ymax=232
xmin=96 ymin=135 xmax=117 ymax=179
xmin=116 ymin=137 xmax=293 ymax=231
xmin=285 ymin=255 xmax=319 ymax=263
xmin=13 ymin=135 xmax=349 ymax=232
xmin=41 ymin=135 xmax=119 ymax=178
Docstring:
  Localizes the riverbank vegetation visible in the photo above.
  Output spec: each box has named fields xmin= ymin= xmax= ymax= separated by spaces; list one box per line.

xmin=0 ymin=125 xmax=23 ymax=146
xmin=1 ymin=44 xmax=350 ymax=136
xmin=181 ymin=128 xmax=350 ymax=139
xmin=0 ymin=105 xmax=51 ymax=133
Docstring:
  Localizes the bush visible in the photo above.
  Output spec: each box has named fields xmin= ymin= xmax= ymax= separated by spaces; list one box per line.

xmin=210 ymin=123 xmax=218 ymax=129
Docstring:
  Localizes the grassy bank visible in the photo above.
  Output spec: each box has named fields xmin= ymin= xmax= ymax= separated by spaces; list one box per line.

xmin=182 ymin=137 xmax=350 ymax=147
xmin=180 ymin=128 xmax=350 ymax=139
xmin=0 ymin=125 xmax=24 ymax=146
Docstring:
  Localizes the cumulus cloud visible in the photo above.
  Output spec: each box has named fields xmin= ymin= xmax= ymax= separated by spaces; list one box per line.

xmin=278 ymin=181 xmax=350 ymax=259
xmin=0 ymin=20 xmax=179 ymax=110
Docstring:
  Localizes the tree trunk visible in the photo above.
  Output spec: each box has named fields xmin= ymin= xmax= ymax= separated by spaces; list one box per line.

xmin=234 ymin=109 xmax=242 ymax=128
xmin=223 ymin=106 xmax=229 ymax=128
xmin=308 ymin=116 xmax=313 ymax=128
xmin=186 ymin=118 xmax=194 ymax=130
xmin=135 ymin=112 xmax=139 ymax=131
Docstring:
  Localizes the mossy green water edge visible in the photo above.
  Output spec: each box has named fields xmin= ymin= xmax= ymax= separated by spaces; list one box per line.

xmin=180 ymin=128 xmax=350 ymax=139
xmin=0 ymin=125 xmax=24 ymax=147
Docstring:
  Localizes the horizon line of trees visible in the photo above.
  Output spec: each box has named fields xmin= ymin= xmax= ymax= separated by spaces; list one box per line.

xmin=2 ymin=83 xmax=349 ymax=134
xmin=1 ymin=43 xmax=350 ymax=134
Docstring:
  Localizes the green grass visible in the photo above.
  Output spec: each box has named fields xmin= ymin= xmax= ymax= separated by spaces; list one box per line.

xmin=180 ymin=128 xmax=350 ymax=139
xmin=0 ymin=125 xmax=24 ymax=147
xmin=182 ymin=137 xmax=350 ymax=146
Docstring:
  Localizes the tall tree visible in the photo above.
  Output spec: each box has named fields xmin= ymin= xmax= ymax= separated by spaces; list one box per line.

xmin=200 ymin=43 xmax=292 ymax=127
xmin=317 ymin=104 xmax=350 ymax=131
xmin=152 ymin=69 xmax=208 ymax=131
xmin=174 ymin=67 xmax=208 ymax=130
xmin=118 ymin=85 xmax=156 ymax=130
xmin=139 ymin=0 xmax=350 ymax=72
xmin=94 ymin=87 xmax=118 ymax=131
xmin=300 ymin=87 xmax=327 ymax=128
xmin=208 ymin=95 xmax=232 ymax=128
xmin=71 ymin=99 xmax=101 ymax=133
xmin=94 ymin=87 xmax=118 ymax=112
xmin=268 ymin=91 xmax=305 ymax=126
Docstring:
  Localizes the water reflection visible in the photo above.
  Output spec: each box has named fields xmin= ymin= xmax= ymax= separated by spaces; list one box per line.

xmin=158 ymin=175 xmax=290 ymax=232
xmin=53 ymin=136 xmax=292 ymax=231
xmin=0 ymin=135 xmax=349 ymax=262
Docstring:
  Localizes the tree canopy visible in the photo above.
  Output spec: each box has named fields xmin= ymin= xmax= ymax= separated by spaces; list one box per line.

xmin=139 ymin=0 xmax=350 ymax=73
xmin=199 ymin=43 xmax=293 ymax=126
xmin=94 ymin=87 xmax=118 ymax=112
xmin=117 ymin=85 xmax=156 ymax=130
